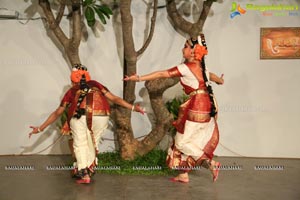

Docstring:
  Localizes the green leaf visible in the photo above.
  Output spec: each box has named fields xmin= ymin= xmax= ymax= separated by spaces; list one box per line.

xmin=94 ymin=6 xmax=107 ymax=24
xmin=87 ymin=19 xmax=96 ymax=27
xmin=85 ymin=6 xmax=95 ymax=20
xmin=94 ymin=5 xmax=110 ymax=19
xmin=85 ymin=6 xmax=96 ymax=27
xmin=98 ymin=4 xmax=113 ymax=15
xmin=95 ymin=5 xmax=113 ymax=19
xmin=165 ymin=94 xmax=189 ymax=120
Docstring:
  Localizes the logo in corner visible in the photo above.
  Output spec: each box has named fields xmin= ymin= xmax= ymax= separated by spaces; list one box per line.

xmin=230 ymin=2 xmax=246 ymax=19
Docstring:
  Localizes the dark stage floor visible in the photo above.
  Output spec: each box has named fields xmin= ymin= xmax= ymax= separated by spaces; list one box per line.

xmin=0 ymin=155 xmax=299 ymax=200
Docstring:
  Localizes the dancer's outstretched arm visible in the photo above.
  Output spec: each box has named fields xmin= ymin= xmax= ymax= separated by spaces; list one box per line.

xmin=28 ymin=106 xmax=65 ymax=138
xmin=104 ymin=91 xmax=144 ymax=114
xmin=209 ymin=72 xmax=224 ymax=85
xmin=124 ymin=70 xmax=170 ymax=82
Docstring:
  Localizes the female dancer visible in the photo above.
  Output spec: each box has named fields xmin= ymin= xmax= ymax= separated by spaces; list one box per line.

xmin=29 ymin=64 xmax=144 ymax=184
xmin=124 ymin=34 xmax=224 ymax=183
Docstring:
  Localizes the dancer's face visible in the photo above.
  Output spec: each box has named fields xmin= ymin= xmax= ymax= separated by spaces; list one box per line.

xmin=182 ymin=42 xmax=193 ymax=60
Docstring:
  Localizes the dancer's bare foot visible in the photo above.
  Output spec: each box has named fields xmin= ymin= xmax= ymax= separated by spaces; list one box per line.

xmin=210 ymin=160 xmax=221 ymax=182
xmin=169 ymin=173 xmax=189 ymax=183
xmin=76 ymin=174 xmax=91 ymax=184
xmin=76 ymin=168 xmax=91 ymax=184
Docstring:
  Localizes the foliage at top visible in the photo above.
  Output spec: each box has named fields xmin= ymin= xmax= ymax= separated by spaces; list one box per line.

xmin=83 ymin=0 xmax=113 ymax=27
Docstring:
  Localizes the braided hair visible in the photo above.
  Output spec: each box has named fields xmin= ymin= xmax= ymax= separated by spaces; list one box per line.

xmin=72 ymin=64 xmax=90 ymax=119
xmin=199 ymin=34 xmax=217 ymax=117
xmin=190 ymin=34 xmax=217 ymax=117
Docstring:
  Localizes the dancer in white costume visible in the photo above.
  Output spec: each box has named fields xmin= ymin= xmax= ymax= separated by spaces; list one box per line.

xmin=125 ymin=34 xmax=224 ymax=183
xmin=29 ymin=64 xmax=144 ymax=184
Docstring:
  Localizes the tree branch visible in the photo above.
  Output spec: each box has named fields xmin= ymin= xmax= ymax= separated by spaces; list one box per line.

xmin=195 ymin=0 xmax=214 ymax=34
xmin=71 ymin=0 xmax=81 ymax=48
xmin=120 ymin=0 xmax=137 ymax=102
xmin=120 ymin=0 xmax=137 ymax=63
xmin=165 ymin=0 xmax=193 ymax=34
xmin=166 ymin=0 xmax=215 ymax=38
xmin=39 ymin=0 xmax=69 ymax=47
xmin=136 ymin=0 xmax=158 ymax=57
xmin=55 ymin=0 xmax=66 ymax=26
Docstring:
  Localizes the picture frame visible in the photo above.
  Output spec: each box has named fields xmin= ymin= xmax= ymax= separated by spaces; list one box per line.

xmin=260 ymin=27 xmax=300 ymax=59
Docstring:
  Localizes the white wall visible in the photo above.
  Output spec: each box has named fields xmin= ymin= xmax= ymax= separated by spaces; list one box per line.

xmin=0 ymin=0 xmax=299 ymax=158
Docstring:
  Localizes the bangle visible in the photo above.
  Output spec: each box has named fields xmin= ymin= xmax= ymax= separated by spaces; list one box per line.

xmin=37 ymin=127 xmax=41 ymax=133
xmin=137 ymin=75 xmax=141 ymax=82
xmin=131 ymin=105 xmax=135 ymax=112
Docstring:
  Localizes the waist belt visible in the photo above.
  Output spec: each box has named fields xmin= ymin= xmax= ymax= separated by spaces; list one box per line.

xmin=77 ymin=109 xmax=109 ymax=116
xmin=189 ymin=89 xmax=207 ymax=96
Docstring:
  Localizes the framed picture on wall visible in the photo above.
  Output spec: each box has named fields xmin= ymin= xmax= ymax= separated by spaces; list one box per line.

xmin=260 ymin=27 xmax=300 ymax=59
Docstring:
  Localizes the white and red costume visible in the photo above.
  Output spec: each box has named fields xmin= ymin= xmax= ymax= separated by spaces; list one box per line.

xmin=60 ymin=80 xmax=110 ymax=171
xmin=166 ymin=62 xmax=219 ymax=170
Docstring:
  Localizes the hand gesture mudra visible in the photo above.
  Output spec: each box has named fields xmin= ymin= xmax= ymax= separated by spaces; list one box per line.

xmin=216 ymin=74 xmax=224 ymax=85
xmin=28 ymin=126 xmax=41 ymax=138
xmin=132 ymin=104 xmax=145 ymax=115
xmin=124 ymin=73 xmax=140 ymax=82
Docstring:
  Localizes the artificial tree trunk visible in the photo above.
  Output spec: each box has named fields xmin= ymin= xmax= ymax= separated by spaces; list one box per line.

xmin=116 ymin=0 xmax=174 ymax=160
